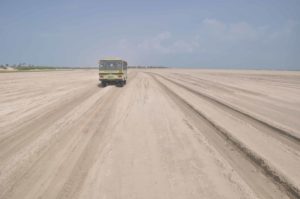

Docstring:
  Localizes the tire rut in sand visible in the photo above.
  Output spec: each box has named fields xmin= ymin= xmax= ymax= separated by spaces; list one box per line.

xmin=0 ymin=86 xmax=101 ymax=161
xmin=55 ymin=91 xmax=119 ymax=199
xmin=152 ymin=73 xmax=300 ymax=149
xmin=0 ymin=87 xmax=112 ymax=198
xmin=150 ymin=73 xmax=299 ymax=199
xmin=55 ymin=73 xmax=138 ymax=199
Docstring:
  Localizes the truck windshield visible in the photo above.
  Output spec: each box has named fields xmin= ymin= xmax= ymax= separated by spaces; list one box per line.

xmin=99 ymin=61 xmax=122 ymax=70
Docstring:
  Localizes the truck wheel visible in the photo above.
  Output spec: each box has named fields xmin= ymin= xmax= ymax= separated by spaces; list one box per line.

xmin=102 ymin=82 xmax=107 ymax=87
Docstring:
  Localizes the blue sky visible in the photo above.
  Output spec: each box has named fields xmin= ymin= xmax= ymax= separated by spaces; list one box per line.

xmin=0 ymin=0 xmax=299 ymax=69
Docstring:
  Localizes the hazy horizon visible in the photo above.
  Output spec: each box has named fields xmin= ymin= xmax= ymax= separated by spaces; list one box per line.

xmin=1 ymin=0 xmax=299 ymax=70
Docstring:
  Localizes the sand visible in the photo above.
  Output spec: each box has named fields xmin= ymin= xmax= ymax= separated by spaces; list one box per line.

xmin=0 ymin=69 xmax=299 ymax=199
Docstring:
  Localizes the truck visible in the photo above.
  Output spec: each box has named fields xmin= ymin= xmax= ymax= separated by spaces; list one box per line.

xmin=99 ymin=57 xmax=128 ymax=87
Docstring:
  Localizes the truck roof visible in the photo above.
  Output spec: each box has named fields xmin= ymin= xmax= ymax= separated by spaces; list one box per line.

xmin=100 ymin=57 xmax=123 ymax=61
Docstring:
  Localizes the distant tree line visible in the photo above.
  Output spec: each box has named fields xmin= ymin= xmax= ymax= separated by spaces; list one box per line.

xmin=128 ymin=66 xmax=168 ymax=69
xmin=0 ymin=63 xmax=97 ymax=70
xmin=0 ymin=63 xmax=32 ymax=68
xmin=1 ymin=63 xmax=168 ymax=70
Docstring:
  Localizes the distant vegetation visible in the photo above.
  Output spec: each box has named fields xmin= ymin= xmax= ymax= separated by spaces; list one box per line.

xmin=0 ymin=63 xmax=168 ymax=72
xmin=14 ymin=66 xmax=97 ymax=70
xmin=0 ymin=63 xmax=97 ymax=72
xmin=128 ymin=66 xmax=168 ymax=69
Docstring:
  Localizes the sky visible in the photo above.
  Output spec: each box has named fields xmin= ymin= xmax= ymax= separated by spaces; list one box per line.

xmin=0 ymin=0 xmax=300 ymax=69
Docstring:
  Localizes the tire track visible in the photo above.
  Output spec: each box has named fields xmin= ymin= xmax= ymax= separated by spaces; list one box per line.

xmin=55 ymin=91 xmax=118 ymax=199
xmin=1 ymin=86 xmax=120 ymax=199
xmin=0 ymin=86 xmax=101 ymax=160
xmin=55 ymin=71 xmax=138 ymax=199
xmin=0 ymin=71 xmax=138 ymax=199
xmin=0 ymin=86 xmax=114 ymax=198
xmin=151 ymin=73 xmax=300 ymax=148
xmin=150 ymin=73 xmax=300 ymax=199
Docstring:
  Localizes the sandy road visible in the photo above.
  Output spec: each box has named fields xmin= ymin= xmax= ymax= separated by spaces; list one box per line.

xmin=0 ymin=69 xmax=299 ymax=199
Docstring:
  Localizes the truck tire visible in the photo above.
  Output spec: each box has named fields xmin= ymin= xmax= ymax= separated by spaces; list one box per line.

xmin=119 ymin=81 xmax=124 ymax=87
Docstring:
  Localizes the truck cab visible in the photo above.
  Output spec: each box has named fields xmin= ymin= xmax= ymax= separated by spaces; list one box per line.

xmin=99 ymin=58 xmax=127 ymax=87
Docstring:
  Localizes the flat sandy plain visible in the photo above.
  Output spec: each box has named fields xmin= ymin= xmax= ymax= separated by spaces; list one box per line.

xmin=0 ymin=69 xmax=300 ymax=199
